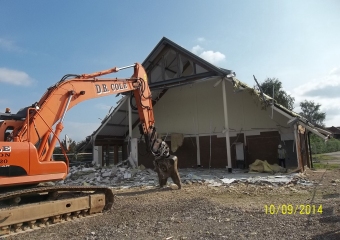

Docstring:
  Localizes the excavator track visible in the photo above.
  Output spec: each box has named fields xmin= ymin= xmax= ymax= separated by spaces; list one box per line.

xmin=0 ymin=186 xmax=114 ymax=238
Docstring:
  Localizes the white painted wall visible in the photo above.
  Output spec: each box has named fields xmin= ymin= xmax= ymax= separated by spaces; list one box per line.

xmin=93 ymin=146 xmax=99 ymax=165
xmin=130 ymin=138 xmax=138 ymax=165
xmin=97 ymin=146 xmax=103 ymax=166
xmin=132 ymin=78 xmax=293 ymax=138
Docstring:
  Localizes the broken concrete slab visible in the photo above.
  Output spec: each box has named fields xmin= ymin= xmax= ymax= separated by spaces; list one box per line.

xmin=80 ymin=167 xmax=96 ymax=173
xmin=102 ymin=171 xmax=112 ymax=177
xmin=221 ymin=178 xmax=236 ymax=184
xmin=57 ymin=165 xmax=315 ymax=189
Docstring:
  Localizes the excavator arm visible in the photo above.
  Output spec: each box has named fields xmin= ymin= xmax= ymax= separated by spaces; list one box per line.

xmin=0 ymin=63 xmax=181 ymax=189
xmin=0 ymin=62 xmax=181 ymax=238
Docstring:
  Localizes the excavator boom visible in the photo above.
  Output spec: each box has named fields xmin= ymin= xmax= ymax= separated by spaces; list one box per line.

xmin=0 ymin=63 xmax=162 ymax=186
xmin=0 ymin=62 xmax=181 ymax=237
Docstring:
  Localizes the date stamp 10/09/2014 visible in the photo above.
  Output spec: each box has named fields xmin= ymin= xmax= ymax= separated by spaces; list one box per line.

xmin=264 ymin=204 xmax=323 ymax=215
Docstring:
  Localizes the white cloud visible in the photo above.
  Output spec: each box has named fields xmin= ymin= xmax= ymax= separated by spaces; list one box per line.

xmin=192 ymin=45 xmax=204 ymax=55
xmin=0 ymin=37 xmax=37 ymax=55
xmin=199 ymin=51 xmax=226 ymax=64
xmin=291 ymin=66 xmax=340 ymax=127
xmin=191 ymin=45 xmax=226 ymax=64
xmin=197 ymin=37 xmax=205 ymax=42
xmin=0 ymin=38 xmax=22 ymax=52
xmin=326 ymin=114 xmax=340 ymax=127
xmin=330 ymin=66 xmax=340 ymax=76
xmin=0 ymin=68 xmax=34 ymax=86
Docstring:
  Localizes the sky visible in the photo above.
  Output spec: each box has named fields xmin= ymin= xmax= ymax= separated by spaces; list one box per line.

xmin=1 ymin=0 xmax=340 ymax=142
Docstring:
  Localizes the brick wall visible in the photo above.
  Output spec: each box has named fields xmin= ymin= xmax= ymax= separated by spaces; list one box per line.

xmin=246 ymin=131 xmax=281 ymax=166
xmin=137 ymin=131 xmax=290 ymax=169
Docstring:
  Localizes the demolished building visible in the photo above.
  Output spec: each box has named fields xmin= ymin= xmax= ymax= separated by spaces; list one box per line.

xmin=326 ymin=126 xmax=340 ymax=140
xmin=86 ymin=37 xmax=331 ymax=172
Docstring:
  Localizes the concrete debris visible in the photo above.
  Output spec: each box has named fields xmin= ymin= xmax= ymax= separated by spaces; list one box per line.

xmin=208 ymin=182 xmax=223 ymax=187
xmin=221 ymin=178 xmax=236 ymax=184
xmin=102 ymin=171 xmax=111 ymax=177
xmin=127 ymin=155 xmax=137 ymax=168
xmin=124 ymin=172 xmax=132 ymax=179
xmin=169 ymin=184 xmax=180 ymax=190
xmin=297 ymin=178 xmax=314 ymax=186
xmin=57 ymin=165 xmax=315 ymax=189
xmin=81 ymin=167 xmax=96 ymax=173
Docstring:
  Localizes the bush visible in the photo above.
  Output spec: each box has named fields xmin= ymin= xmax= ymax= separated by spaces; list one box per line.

xmin=310 ymin=133 xmax=340 ymax=154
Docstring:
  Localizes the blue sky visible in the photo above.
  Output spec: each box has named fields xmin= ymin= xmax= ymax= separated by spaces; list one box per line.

xmin=1 ymin=0 xmax=340 ymax=142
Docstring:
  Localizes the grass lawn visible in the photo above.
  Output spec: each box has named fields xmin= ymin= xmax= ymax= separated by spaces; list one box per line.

xmin=312 ymin=153 xmax=340 ymax=169
xmin=313 ymin=162 xmax=340 ymax=169
xmin=312 ymin=154 xmax=336 ymax=161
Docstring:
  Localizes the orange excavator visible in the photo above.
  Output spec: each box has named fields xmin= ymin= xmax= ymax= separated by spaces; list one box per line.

xmin=0 ymin=63 xmax=181 ymax=236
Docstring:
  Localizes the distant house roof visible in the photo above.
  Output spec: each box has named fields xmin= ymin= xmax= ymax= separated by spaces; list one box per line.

xmin=326 ymin=126 xmax=340 ymax=135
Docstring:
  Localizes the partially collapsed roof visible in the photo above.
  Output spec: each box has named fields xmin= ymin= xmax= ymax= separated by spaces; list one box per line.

xmin=231 ymin=78 xmax=331 ymax=139
xmin=89 ymin=37 xmax=331 ymax=143
xmin=90 ymin=37 xmax=234 ymax=142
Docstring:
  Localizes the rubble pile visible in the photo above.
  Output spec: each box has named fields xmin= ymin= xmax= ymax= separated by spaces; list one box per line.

xmin=180 ymin=171 xmax=314 ymax=187
xmin=56 ymin=165 xmax=315 ymax=189
xmin=57 ymin=165 xmax=159 ymax=188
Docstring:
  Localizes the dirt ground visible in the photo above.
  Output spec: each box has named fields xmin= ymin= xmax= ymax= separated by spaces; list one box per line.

xmin=8 ymin=168 xmax=340 ymax=240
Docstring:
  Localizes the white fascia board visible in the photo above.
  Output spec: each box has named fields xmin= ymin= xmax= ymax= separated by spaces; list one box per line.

xmin=299 ymin=122 xmax=329 ymax=140
xmin=313 ymin=126 xmax=332 ymax=135
xmin=273 ymin=106 xmax=294 ymax=120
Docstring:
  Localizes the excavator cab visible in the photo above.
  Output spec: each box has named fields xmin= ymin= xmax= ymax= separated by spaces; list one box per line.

xmin=0 ymin=107 xmax=28 ymax=121
xmin=4 ymin=127 xmax=13 ymax=142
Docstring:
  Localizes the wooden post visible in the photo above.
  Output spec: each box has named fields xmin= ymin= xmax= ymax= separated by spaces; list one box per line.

xmin=114 ymin=145 xmax=119 ymax=164
xmin=222 ymin=79 xmax=232 ymax=172
xmin=106 ymin=144 xmax=110 ymax=166
xmin=294 ymin=124 xmax=303 ymax=171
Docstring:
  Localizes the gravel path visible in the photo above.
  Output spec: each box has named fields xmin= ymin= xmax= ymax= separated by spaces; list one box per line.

xmin=8 ymin=169 xmax=340 ymax=240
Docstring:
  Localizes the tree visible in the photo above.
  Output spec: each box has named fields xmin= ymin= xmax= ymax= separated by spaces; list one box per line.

xmin=309 ymin=132 xmax=340 ymax=154
xmin=299 ymin=100 xmax=326 ymax=126
xmin=53 ymin=138 xmax=89 ymax=162
xmin=63 ymin=137 xmax=77 ymax=153
xmin=259 ymin=78 xmax=295 ymax=111
xmin=53 ymin=137 xmax=77 ymax=154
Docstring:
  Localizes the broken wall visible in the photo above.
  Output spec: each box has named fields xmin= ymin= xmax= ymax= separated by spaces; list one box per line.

xmin=132 ymin=78 xmax=295 ymax=168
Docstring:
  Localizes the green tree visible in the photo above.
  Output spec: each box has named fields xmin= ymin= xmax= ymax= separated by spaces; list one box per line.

xmin=63 ymin=138 xmax=77 ymax=153
xmin=259 ymin=78 xmax=295 ymax=110
xmin=299 ymin=100 xmax=326 ymax=126
xmin=53 ymin=137 xmax=77 ymax=154
xmin=53 ymin=138 xmax=90 ymax=162
xmin=310 ymin=133 xmax=340 ymax=154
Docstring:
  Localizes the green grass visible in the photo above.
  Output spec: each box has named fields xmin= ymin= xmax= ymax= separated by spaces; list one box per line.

xmin=313 ymin=162 xmax=340 ymax=169
xmin=312 ymin=154 xmax=336 ymax=161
